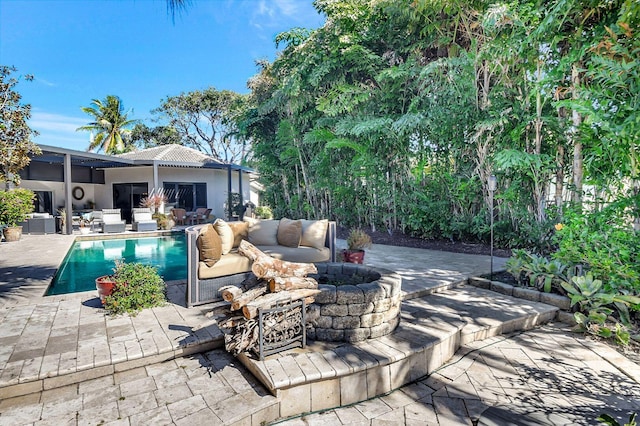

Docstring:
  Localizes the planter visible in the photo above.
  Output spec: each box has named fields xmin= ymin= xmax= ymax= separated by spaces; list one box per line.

xmin=2 ymin=226 xmax=23 ymax=242
xmin=96 ymin=275 xmax=117 ymax=305
xmin=343 ymin=249 xmax=365 ymax=264
xmin=79 ymin=227 xmax=91 ymax=235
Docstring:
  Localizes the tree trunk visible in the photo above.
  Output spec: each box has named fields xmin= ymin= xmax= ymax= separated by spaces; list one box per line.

xmin=242 ymin=289 xmax=320 ymax=319
xmin=238 ymin=240 xmax=318 ymax=279
xmin=269 ymin=276 xmax=318 ymax=292
xmin=230 ymin=284 xmax=269 ymax=311
xmin=219 ymin=286 xmax=243 ymax=302
xmin=571 ymin=64 xmax=583 ymax=207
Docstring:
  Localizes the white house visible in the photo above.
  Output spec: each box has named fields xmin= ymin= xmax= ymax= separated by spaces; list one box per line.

xmin=19 ymin=144 xmax=255 ymax=234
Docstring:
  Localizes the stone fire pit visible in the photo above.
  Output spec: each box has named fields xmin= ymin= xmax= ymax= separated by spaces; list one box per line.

xmin=306 ymin=263 xmax=402 ymax=343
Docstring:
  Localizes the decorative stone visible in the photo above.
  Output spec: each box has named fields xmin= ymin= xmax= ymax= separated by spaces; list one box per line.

xmin=512 ymin=287 xmax=540 ymax=302
xmin=333 ymin=316 xmax=361 ymax=330
xmin=336 ymin=285 xmax=364 ymax=305
xmin=540 ymin=293 xmax=571 ymax=310
xmin=348 ymin=303 xmax=373 ymax=316
xmin=369 ymin=322 xmax=391 ymax=339
xmin=359 ymin=282 xmax=386 ymax=303
xmin=373 ymin=299 xmax=391 ymax=313
xmin=313 ymin=315 xmax=333 ymax=329
xmin=315 ymin=328 xmax=344 ymax=341
xmin=315 ymin=285 xmax=337 ymax=304
xmin=360 ymin=313 xmax=384 ymax=328
xmin=490 ymin=281 xmax=513 ymax=296
xmin=321 ymin=304 xmax=348 ymax=317
xmin=343 ymin=328 xmax=371 ymax=343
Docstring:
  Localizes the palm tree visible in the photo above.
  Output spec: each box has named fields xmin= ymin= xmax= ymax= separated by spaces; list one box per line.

xmin=77 ymin=95 xmax=137 ymax=154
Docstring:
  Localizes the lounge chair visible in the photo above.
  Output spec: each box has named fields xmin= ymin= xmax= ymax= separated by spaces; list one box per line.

xmin=132 ymin=208 xmax=157 ymax=232
xmin=101 ymin=209 xmax=126 ymax=233
xmin=171 ymin=208 xmax=188 ymax=225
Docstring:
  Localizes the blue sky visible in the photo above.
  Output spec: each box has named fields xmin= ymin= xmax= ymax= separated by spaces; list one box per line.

xmin=0 ymin=0 xmax=324 ymax=151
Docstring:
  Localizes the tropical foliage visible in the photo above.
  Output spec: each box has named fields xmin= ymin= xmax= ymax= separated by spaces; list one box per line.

xmin=78 ymin=95 xmax=137 ymax=154
xmin=241 ymin=0 xmax=638 ymax=248
xmin=0 ymin=65 xmax=41 ymax=188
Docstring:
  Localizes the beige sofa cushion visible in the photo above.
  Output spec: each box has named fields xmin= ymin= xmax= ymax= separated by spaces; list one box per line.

xmin=248 ymin=219 xmax=279 ymax=245
xmin=300 ymin=219 xmax=328 ymax=249
xmin=228 ymin=221 xmax=249 ymax=248
xmin=197 ymin=224 xmax=222 ymax=267
xmin=257 ymin=245 xmax=331 ymax=263
xmin=198 ymin=253 xmax=252 ymax=279
xmin=213 ymin=219 xmax=234 ymax=254
xmin=277 ymin=218 xmax=302 ymax=248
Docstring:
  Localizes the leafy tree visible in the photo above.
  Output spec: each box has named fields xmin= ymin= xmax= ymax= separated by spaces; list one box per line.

xmin=130 ymin=123 xmax=182 ymax=148
xmin=152 ymin=88 xmax=249 ymax=164
xmin=77 ymin=95 xmax=138 ymax=154
xmin=0 ymin=65 xmax=41 ymax=189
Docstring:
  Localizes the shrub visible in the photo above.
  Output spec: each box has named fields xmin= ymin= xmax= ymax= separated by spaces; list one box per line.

xmin=103 ymin=260 xmax=166 ymax=315
xmin=0 ymin=188 xmax=35 ymax=226
xmin=254 ymin=205 xmax=273 ymax=219
xmin=553 ymin=205 xmax=640 ymax=294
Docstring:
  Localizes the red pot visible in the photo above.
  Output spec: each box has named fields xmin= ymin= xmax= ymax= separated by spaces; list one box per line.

xmin=343 ymin=249 xmax=365 ymax=264
xmin=96 ymin=275 xmax=116 ymax=305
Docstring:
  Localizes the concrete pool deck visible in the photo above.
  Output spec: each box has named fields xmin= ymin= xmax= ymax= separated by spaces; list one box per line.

xmin=1 ymin=232 xmax=639 ymax=425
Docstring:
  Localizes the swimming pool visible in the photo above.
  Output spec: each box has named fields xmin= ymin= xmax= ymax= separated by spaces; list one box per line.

xmin=47 ymin=234 xmax=187 ymax=295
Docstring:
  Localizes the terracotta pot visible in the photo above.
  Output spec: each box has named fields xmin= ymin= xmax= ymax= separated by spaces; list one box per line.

xmin=96 ymin=275 xmax=117 ymax=305
xmin=343 ymin=249 xmax=365 ymax=264
xmin=2 ymin=226 xmax=23 ymax=242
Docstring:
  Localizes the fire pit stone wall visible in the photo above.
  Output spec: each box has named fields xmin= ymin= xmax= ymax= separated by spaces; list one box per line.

xmin=307 ymin=263 xmax=402 ymax=343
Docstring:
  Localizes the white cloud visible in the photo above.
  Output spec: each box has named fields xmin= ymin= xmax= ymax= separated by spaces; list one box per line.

xmin=249 ymin=0 xmax=318 ymax=30
xmin=30 ymin=112 xmax=87 ymax=133
xmin=29 ymin=111 xmax=91 ymax=150
xmin=35 ymin=77 xmax=56 ymax=87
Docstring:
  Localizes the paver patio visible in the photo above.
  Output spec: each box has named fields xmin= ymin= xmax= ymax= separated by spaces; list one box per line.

xmin=0 ymin=233 xmax=638 ymax=425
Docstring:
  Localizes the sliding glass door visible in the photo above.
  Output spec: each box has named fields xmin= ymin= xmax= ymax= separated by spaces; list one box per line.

xmin=113 ymin=183 xmax=148 ymax=222
xmin=164 ymin=182 xmax=207 ymax=212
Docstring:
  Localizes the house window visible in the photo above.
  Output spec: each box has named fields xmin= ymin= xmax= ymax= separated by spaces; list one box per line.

xmin=163 ymin=182 xmax=207 ymax=212
xmin=33 ymin=191 xmax=54 ymax=215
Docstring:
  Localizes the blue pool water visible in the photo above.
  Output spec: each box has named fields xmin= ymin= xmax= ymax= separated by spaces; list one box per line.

xmin=47 ymin=234 xmax=187 ymax=295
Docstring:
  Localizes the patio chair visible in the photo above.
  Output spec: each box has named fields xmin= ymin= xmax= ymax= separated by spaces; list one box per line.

xmin=131 ymin=208 xmax=157 ymax=232
xmin=89 ymin=211 xmax=103 ymax=232
xmin=171 ymin=208 xmax=188 ymax=226
xmin=192 ymin=207 xmax=212 ymax=224
xmin=101 ymin=209 xmax=126 ymax=233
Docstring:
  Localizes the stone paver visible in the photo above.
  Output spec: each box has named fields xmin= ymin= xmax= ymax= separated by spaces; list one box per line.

xmin=0 ymin=349 xmax=278 ymax=425
xmin=277 ymin=323 xmax=640 ymax=426
xmin=1 ymin=233 xmax=638 ymax=425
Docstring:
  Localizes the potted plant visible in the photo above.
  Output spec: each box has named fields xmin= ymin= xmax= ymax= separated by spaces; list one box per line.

xmin=79 ymin=218 xmax=91 ymax=234
xmin=343 ymin=228 xmax=372 ymax=264
xmin=98 ymin=260 xmax=166 ymax=314
xmin=140 ymin=189 xmax=168 ymax=214
xmin=0 ymin=188 xmax=35 ymax=242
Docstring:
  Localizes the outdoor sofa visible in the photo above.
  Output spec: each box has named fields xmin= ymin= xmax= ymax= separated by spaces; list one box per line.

xmin=19 ymin=213 xmax=56 ymax=234
xmin=186 ymin=218 xmax=336 ymax=307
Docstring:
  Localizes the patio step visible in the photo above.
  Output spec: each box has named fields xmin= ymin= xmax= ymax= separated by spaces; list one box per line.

xmin=237 ymin=284 xmax=559 ymax=420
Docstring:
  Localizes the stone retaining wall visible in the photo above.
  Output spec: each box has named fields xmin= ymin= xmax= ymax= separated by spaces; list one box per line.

xmin=306 ymin=263 xmax=402 ymax=343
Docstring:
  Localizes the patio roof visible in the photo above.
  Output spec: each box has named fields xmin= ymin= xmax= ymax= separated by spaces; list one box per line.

xmin=28 ymin=144 xmax=253 ymax=234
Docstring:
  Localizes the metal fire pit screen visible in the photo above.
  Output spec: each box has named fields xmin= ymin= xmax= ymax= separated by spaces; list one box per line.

xmin=255 ymin=299 xmax=306 ymax=360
